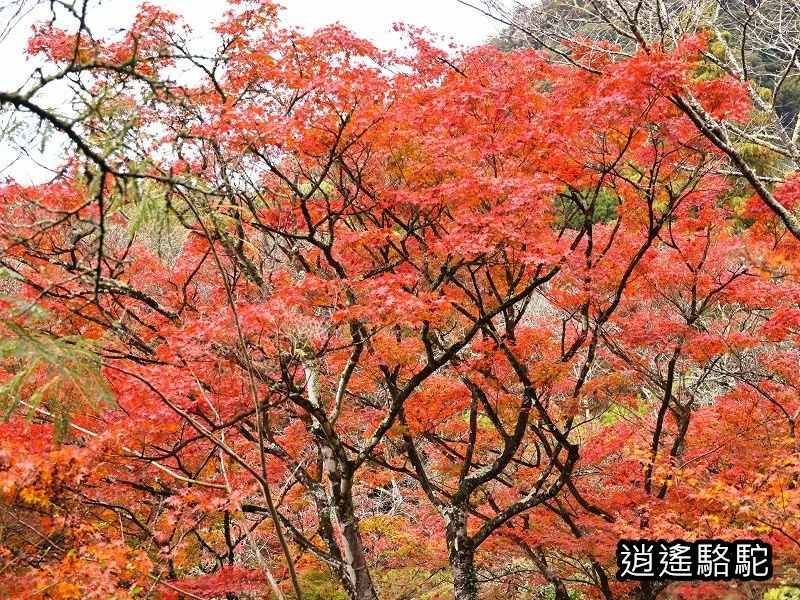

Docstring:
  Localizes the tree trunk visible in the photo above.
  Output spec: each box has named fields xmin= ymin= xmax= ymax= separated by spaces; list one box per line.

xmin=446 ymin=508 xmax=478 ymax=600
xmin=316 ymin=434 xmax=379 ymax=600
xmin=326 ymin=464 xmax=378 ymax=600
xmin=451 ymin=551 xmax=478 ymax=600
xmin=335 ymin=493 xmax=378 ymax=600
xmin=528 ymin=545 xmax=570 ymax=600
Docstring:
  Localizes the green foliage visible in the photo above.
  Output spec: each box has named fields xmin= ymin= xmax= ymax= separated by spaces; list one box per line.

xmin=296 ymin=570 xmax=350 ymax=600
xmin=734 ymin=142 xmax=784 ymax=178
xmin=533 ymin=583 xmax=582 ymax=599
xmin=294 ymin=567 xmax=454 ymax=600
xmin=124 ymin=181 xmax=180 ymax=239
xmin=0 ymin=106 xmax=58 ymax=157
xmin=374 ymin=567 xmax=452 ymax=600
xmin=765 ymin=586 xmax=800 ymax=600
xmin=0 ymin=300 xmax=114 ymax=438
xmin=553 ymin=187 xmax=619 ymax=229
xmin=111 ymin=178 xmax=188 ymax=261
xmin=775 ymin=75 xmax=800 ymax=126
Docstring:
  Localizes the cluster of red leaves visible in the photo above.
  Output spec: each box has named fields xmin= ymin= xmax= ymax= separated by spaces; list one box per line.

xmin=2 ymin=2 xmax=799 ymax=599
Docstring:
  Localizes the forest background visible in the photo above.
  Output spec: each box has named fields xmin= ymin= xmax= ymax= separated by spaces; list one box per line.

xmin=1 ymin=1 xmax=800 ymax=599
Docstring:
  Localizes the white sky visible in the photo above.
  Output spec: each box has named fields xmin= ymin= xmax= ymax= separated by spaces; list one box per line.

xmin=0 ymin=0 xmax=502 ymax=181
xmin=282 ymin=0 xmax=500 ymax=47
xmin=2 ymin=0 xmax=501 ymax=66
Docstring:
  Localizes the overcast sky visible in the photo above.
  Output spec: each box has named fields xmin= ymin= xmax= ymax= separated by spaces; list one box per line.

xmin=282 ymin=0 xmax=500 ymax=46
xmin=0 ymin=0 xmax=501 ymax=181
xmin=1 ymin=0 xmax=503 ymax=93
xmin=2 ymin=0 xmax=501 ymax=58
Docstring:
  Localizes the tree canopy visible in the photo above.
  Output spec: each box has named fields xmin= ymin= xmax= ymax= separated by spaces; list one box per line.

xmin=1 ymin=1 xmax=800 ymax=599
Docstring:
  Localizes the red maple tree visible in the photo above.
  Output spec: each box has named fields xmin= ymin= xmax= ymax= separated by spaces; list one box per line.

xmin=0 ymin=2 xmax=798 ymax=599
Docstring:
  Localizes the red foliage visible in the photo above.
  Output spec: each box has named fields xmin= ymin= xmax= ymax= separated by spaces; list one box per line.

xmin=1 ymin=3 xmax=798 ymax=599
